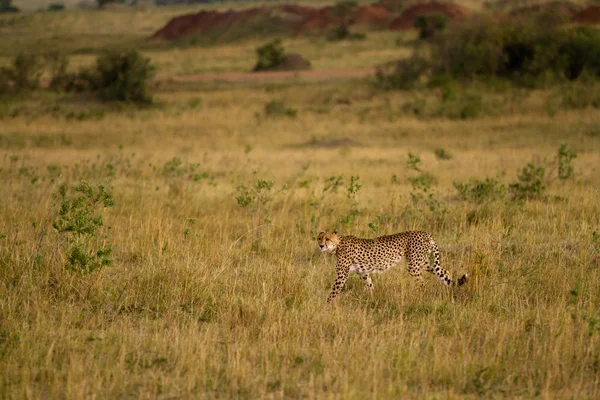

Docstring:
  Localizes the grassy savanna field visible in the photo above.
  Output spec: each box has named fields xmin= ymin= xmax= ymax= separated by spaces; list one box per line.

xmin=2 ymin=1 xmax=600 ymax=398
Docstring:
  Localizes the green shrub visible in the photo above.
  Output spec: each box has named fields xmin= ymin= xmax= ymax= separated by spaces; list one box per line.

xmin=0 ymin=53 xmax=42 ymax=92
xmin=379 ymin=19 xmax=600 ymax=88
xmin=89 ymin=49 xmax=154 ymax=103
xmin=556 ymin=143 xmax=577 ymax=181
xmin=415 ymin=13 xmax=448 ymax=40
xmin=434 ymin=148 xmax=452 ymax=160
xmin=454 ymin=178 xmax=506 ymax=204
xmin=46 ymin=52 xmax=73 ymax=91
xmin=47 ymin=3 xmax=65 ymax=11
xmin=327 ymin=24 xmax=366 ymax=41
xmin=509 ymin=162 xmax=545 ymax=200
xmin=264 ymin=100 xmax=297 ymax=118
xmin=53 ymin=181 xmax=114 ymax=275
xmin=375 ymin=55 xmax=431 ymax=90
xmin=560 ymin=27 xmax=600 ymax=80
xmin=0 ymin=0 xmax=18 ymax=13
xmin=254 ymin=40 xmax=285 ymax=72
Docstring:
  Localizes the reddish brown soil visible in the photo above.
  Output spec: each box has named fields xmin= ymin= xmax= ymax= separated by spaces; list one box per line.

xmin=572 ymin=6 xmax=600 ymax=24
xmin=153 ymin=3 xmax=393 ymax=40
xmin=352 ymin=5 xmax=391 ymax=27
xmin=388 ymin=1 xmax=469 ymax=31
xmin=151 ymin=5 xmax=314 ymax=40
xmin=294 ymin=6 xmax=340 ymax=32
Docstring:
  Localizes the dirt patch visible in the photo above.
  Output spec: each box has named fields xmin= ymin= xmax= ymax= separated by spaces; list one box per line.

xmin=260 ymin=53 xmax=311 ymax=72
xmin=572 ymin=6 xmax=600 ymax=24
xmin=295 ymin=137 xmax=361 ymax=149
xmin=352 ymin=5 xmax=391 ymax=27
xmin=388 ymin=1 xmax=470 ymax=30
xmin=163 ymin=68 xmax=375 ymax=84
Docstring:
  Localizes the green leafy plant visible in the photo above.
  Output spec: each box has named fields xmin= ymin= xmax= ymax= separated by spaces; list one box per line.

xmin=323 ymin=175 xmax=344 ymax=196
xmin=0 ymin=53 xmax=42 ymax=93
xmin=264 ymin=100 xmax=297 ymax=118
xmin=375 ymin=55 xmax=431 ymax=90
xmin=405 ymin=153 xmax=444 ymax=213
xmin=346 ymin=176 xmax=362 ymax=199
xmin=236 ymin=175 xmax=275 ymax=211
xmin=53 ymin=181 xmax=114 ymax=275
xmin=509 ymin=162 xmax=545 ymax=200
xmin=254 ymin=40 xmax=285 ymax=72
xmin=415 ymin=13 xmax=448 ymax=40
xmin=47 ymin=3 xmax=65 ymax=11
xmin=434 ymin=148 xmax=452 ymax=160
xmin=556 ymin=143 xmax=577 ymax=180
xmin=454 ymin=178 xmax=506 ymax=204
xmin=338 ymin=209 xmax=360 ymax=229
xmin=406 ymin=152 xmax=422 ymax=172
xmin=87 ymin=49 xmax=154 ymax=103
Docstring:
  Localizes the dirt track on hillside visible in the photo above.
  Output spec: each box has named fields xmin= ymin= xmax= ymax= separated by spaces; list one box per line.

xmin=160 ymin=67 xmax=376 ymax=84
xmin=39 ymin=68 xmax=376 ymax=89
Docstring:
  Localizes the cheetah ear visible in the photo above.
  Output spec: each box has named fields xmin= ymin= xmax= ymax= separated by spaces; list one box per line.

xmin=319 ymin=231 xmax=324 ymax=235
xmin=333 ymin=230 xmax=338 ymax=235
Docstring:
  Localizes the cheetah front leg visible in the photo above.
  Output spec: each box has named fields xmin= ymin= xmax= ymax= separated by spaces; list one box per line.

xmin=327 ymin=259 xmax=350 ymax=303
xmin=407 ymin=252 xmax=426 ymax=288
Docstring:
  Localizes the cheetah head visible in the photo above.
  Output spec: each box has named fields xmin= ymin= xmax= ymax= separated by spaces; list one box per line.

xmin=317 ymin=231 xmax=340 ymax=253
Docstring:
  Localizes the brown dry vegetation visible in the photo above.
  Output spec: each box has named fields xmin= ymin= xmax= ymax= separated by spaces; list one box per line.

xmin=1 ymin=2 xmax=600 ymax=399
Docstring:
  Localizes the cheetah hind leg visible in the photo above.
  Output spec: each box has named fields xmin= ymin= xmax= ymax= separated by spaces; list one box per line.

xmin=358 ymin=273 xmax=374 ymax=296
xmin=426 ymin=245 xmax=468 ymax=287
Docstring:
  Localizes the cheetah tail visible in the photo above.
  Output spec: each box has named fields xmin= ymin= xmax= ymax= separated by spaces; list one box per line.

xmin=454 ymin=273 xmax=468 ymax=287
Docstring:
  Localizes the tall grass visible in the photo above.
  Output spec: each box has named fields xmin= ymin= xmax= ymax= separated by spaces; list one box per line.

xmin=0 ymin=80 xmax=599 ymax=398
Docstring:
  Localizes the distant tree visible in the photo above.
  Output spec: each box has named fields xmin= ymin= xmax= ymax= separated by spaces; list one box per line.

xmin=330 ymin=1 xmax=359 ymax=41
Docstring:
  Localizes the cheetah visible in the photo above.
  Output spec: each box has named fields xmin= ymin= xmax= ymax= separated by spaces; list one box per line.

xmin=317 ymin=230 xmax=468 ymax=303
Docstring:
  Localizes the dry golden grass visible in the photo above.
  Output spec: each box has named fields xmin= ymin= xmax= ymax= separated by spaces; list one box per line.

xmin=1 ymin=78 xmax=599 ymax=398
xmin=1 ymin=1 xmax=600 ymax=396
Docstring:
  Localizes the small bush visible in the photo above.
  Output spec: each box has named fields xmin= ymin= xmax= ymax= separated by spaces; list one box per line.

xmin=375 ymin=55 xmax=431 ymax=90
xmin=327 ymin=24 xmax=366 ymax=41
xmin=53 ymin=181 xmax=114 ymax=275
xmin=0 ymin=0 xmax=19 ymax=13
xmin=415 ymin=13 xmax=448 ymax=40
xmin=0 ymin=53 xmax=42 ymax=93
xmin=509 ymin=162 xmax=545 ymax=200
xmin=254 ymin=40 xmax=285 ymax=72
xmin=434 ymin=148 xmax=452 ymax=160
xmin=556 ymin=143 xmax=577 ymax=181
xmin=89 ymin=49 xmax=154 ymax=103
xmin=47 ymin=3 xmax=65 ymax=11
xmin=454 ymin=178 xmax=506 ymax=204
xmin=264 ymin=100 xmax=297 ymax=118
xmin=45 ymin=52 xmax=73 ymax=91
